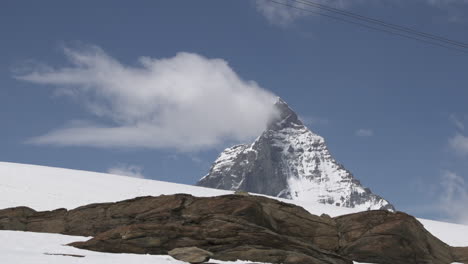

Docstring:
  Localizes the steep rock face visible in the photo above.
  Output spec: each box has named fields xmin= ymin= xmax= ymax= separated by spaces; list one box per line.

xmin=198 ymin=99 xmax=394 ymax=211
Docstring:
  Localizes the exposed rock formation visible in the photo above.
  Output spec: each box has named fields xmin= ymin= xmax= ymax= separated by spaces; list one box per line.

xmin=335 ymin=210 xmax=458 ymax=264
xmin=197 ymin=99 xmax=394 ymax=211
xmin=168 ymin=247 xmax=213 ymax=264
xmin=0 ymin=194 xmax=466 ymax=264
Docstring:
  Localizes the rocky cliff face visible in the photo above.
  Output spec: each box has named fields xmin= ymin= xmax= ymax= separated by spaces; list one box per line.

xmin=197 ymin=98 xmax=394 ymax=211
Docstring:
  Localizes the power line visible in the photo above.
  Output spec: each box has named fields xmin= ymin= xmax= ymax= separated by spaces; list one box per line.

xmin=267 ymin=0 xmax=468 ymax=54
xmin=294 ymin=0 xmax=468 ymax=49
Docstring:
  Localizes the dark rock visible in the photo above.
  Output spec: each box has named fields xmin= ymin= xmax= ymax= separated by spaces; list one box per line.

xmin=0 ymin=206 xmax=36 ymax=230
xmin=0 ymin=194 xmax=466 ymax=264
xmin=335 ymin=210 xmax=455 ymax=264
xmin=66 ymin=195 xmax=347 ymax=264
xmin=451 ymin=247 xmax=468 ymax=263
xmin=27 ymin=208 xmax=67 ymax=234
xmin=43 ymin=253 xmax=85 ymax=258
xmin=168 ymin=247 xmax=213 ymax=263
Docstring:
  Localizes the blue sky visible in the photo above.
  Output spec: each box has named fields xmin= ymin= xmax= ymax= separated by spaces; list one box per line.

xmin=1 ymin=0 xmax=468 ymax=223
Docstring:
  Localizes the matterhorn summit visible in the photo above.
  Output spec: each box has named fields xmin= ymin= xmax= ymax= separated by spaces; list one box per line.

xmin=197 ymin=98 xmax=394 ymax=211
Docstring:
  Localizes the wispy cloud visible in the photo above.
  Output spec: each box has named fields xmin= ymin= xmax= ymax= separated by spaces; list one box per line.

xmin=107 ymin=164 xmax=145 ymax=179
xmin=435 ymin=117 xmax=468 ymax=224
xmin=426 ymin=0 xmax=468 ymax=5
xmin=255 ymin=0 xmax=468 ymax=26
xmin=355 ymin=128 xmax=373 ymax=137
xmin=255 ymin=0 xmax=348 ymax=26
xmin=16 ymin=44 xmax=278 ymax=151
xmin=448 ymin=114 xmax=468 ymax=155
xmin=448 ymin=133 xmax=468 ymax=156
xmin=255 ymin=0 xmax=309 ymax=26
xmin=436 ymin=171 xmax=468 ymax=224
xmin=425 ymin=0 xmax=468 ymax=22
xmin=406 ymin=171 xmax=468 ymax=224
xmin=450 ymin=114 xmax=465 ymax=131
xmin=300 ymin=115 xmax=329 ymax=127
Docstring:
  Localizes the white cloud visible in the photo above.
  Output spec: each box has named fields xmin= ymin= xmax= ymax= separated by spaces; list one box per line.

xmin=355 ymin=128 xmax=373 ymax=137
xmin=448 ymin=133 xmax=468 ymax=156
xmin=107 ymin=164 xmax=144 ymax=179
xmin=16 ymin=45 xmax=279 ymax=151
xmin=436 ymin=171 xmax=468 ymax=224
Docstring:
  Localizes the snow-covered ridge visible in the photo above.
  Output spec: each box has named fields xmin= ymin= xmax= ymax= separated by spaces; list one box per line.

xmin=0 ymin=161 xmax=229 ymax=211
xmin=198 ymin=99 xmax=394 ymax=211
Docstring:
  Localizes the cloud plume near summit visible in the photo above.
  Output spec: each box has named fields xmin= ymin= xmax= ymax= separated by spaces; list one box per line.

xmin=16 ymin=45 xmax=278 ymax=151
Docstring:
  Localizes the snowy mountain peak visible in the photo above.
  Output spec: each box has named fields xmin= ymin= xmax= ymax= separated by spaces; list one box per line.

xmin=268 ymin=97 xmax=303 ymax=130
xmin=197 ymin=99 xmax=395 ymax=211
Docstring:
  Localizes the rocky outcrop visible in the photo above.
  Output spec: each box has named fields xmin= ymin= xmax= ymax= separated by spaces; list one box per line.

xmin=335 ymin=210 xmax=458 ymax=264
xmin=0 ymin=194 xmax=466 ymax=264
xmin=168 ymin=247 xmax=213 ymax=264
xmin=197 ymin=99 xmax=394 ymax=211
xmin=452 ymin=247 xmax=468 ymax=263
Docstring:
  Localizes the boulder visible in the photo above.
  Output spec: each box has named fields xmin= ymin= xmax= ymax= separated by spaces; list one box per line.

xmin=168 ymin=247 xmax=213 ymax=263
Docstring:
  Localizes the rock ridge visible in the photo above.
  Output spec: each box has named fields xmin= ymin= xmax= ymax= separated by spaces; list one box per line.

xmin=0 ymin=194 xmax=466 ymax=264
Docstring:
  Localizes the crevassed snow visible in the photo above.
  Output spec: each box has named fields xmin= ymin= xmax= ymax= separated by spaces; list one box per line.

xmin=0 ymin=161 xmax=467 ymax=250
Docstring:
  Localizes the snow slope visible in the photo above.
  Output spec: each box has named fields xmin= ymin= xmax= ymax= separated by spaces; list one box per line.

xmin=1 ymin=161 xmax=468 ymax=264
xmin=0 ymin=161 xmax=359 ymax=216
xmin=0 ymin=231 xmax=264 ymax=264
